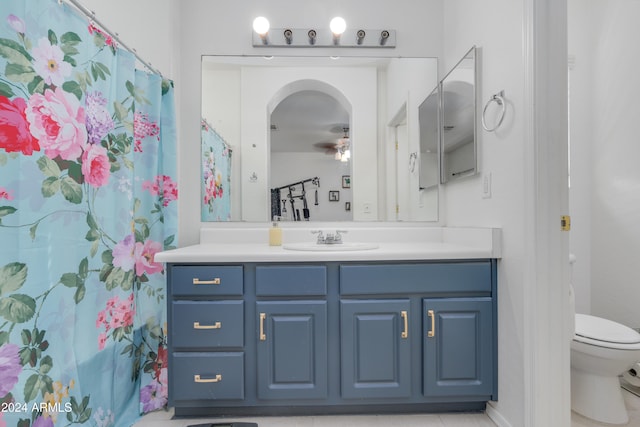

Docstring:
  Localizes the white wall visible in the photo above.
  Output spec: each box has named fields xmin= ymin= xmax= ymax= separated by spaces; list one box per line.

xmin=569 ymin=0 xmax=640 ymax=329
xmin=442 ymin=0 xmax=531 ymax=425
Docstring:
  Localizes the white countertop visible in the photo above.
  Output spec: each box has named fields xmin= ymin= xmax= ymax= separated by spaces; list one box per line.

xmin=154 ymin=226 xmax=501 ymax=263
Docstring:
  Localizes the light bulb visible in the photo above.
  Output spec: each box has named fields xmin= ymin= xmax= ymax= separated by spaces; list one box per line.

xmin=252 ymin=17 xmax=270 ymax=35
xmin=330 ymin=17 xmax=347 ymax=35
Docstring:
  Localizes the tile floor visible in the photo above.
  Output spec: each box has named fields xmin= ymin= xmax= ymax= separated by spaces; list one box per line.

xmin=132 ymin=383 xmax=640 ymax=427
xmin=133 ymin=410 xmax=497 ymax=427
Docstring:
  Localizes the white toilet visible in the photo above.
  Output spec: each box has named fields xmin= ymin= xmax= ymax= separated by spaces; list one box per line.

xmin=569 ymin=254 xmax=640 ymax=424
xmin=571 ymin=313 xmax=640 ymax=424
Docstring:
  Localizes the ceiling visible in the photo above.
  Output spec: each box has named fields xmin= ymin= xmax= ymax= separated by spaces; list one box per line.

xmin=270 ymin=89 xmax=349 ymax=153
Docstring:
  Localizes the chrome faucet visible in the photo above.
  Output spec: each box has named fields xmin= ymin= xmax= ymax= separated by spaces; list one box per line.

xmin=311 ymin=230 xmax=348 ymax=244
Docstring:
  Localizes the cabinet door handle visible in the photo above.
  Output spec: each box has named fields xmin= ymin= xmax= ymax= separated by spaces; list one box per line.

xmin=259 ymin=312 xmax=266 ymax=341
xmin=194 ymin=374 xmax=222 ymax=383
xmin=193 ymin=321 xmax=222 ymax=330
xmin=192 ymin=277 xmax=221 ymax=285
xmin=427 ymin=309 xmax=435 ymax=337
xmin=401 ymin=310 xmax=408 ymax=339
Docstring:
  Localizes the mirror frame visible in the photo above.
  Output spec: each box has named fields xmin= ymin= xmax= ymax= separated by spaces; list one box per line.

xmin=439 ymin=45 xmax=478 ymax=184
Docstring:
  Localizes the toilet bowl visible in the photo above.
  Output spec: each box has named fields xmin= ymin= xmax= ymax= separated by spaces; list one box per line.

xmin=571 ymin=313 xmax=640 ymax=424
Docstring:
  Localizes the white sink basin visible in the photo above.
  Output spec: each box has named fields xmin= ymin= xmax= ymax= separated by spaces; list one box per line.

xmin=282 ymin=242 xmax=379 ymax=252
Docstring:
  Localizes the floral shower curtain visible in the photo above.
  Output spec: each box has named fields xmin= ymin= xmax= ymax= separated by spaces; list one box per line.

xmin=0 ymin=1 xmax=177 ymax=426
xmin=201 ymin=119 xmax=231 ymax=221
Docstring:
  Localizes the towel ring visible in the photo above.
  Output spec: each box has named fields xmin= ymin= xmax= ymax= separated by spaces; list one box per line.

xmin=482 ymin=90 xmax=506 ymax=132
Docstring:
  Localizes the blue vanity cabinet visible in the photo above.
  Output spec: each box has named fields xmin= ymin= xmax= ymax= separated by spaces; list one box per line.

xmin=423 ymin=298 xmax=494 ymax=398
xmin=340 ymin=299 xmax=412 ymax=399
xmin=256 ymin=301 xmax=328 ymax=400
xmin=255 ymin=265 xmax=329 ymax=401
xmin=166 ymin=259 xmax=497 ymax=416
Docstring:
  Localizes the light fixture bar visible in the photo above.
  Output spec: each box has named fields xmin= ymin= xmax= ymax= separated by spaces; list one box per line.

xmin=252 ymin=28 xmax=396 ymax=48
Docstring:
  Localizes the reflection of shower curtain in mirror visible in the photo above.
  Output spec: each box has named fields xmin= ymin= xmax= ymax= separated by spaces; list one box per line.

xmin=201 ymin=120 xmax=232 ymax=221
xmin=0 ymin=0 xmax=178 ymax=425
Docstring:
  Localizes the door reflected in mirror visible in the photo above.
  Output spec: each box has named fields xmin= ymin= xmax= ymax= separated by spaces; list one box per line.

xmin=440 ymin=46 xmax=477 ymax=184
xmin=201 ymin=56 xmax=438 ymax=222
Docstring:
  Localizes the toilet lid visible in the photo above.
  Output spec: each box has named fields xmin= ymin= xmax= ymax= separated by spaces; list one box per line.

xmin=575 ymin=313 xmax=640 ymax=344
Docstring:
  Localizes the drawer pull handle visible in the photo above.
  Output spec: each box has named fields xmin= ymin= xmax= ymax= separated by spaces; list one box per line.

xmin=259 ymin=312 xmax=266 ymax=341
xmin=193 ymin=277 xmax=221 ymax=285
xmin=194 ymin=374 xmax=222 ymax=383
xmin=193 ymin=321 xmax=222 ymax=330
xmin=401 ymin=310 xmax=408 ymax=339
xmin=427 ymin=309 xmax=435 ymax=338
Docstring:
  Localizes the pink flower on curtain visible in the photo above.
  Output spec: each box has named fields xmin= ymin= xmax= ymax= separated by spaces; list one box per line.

xmin=88 ymin=24 xmax=115 ymax=47
xmin=81 ymin=143 xmax=110 ymax=187
xmin=32 ymin=37 xmax=72 ymax=87
xmin=26 ymin=87 xmax=87 ymax=161
xmin=6 ymin=14 xmax=25 ymax=34
xmin=133 ymin=240 xmax=163 ymax=277
xmin=0 ymin=412 xmax=5 ymax=427
xmin=133 ymin=112 xmax=159 ymax=152
xmin=0 ymin=188 xmax=9 ymax=200
xmin=0 ymin=343 xmax=22 ymax=397
xmin=0 ymin=96 xmax=41 ymax=155
xmin=112 ymin=234 xmax=135 ymax=272
xmin=142 ymin=175 xmax=178 ymax=207
xmin=96 ymin=295 xmax=136 ymax=350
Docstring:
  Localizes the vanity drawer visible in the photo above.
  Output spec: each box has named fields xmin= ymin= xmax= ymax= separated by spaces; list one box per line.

xmin=340 ymin=262 xmax=492 ymax=295
xmin=171 ymin=265 xmax=243 ymax=296
xmin=171 ymin=352 xmax=244 ymax=400
xmin=256 ymin=265 xmax=327 ymax=296
xmin=171 ymin=301 xmax=244 ymax=349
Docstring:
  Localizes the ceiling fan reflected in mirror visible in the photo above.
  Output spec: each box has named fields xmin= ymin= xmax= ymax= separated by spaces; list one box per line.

xmin=313 ymin=127 xmax=350 ymax=161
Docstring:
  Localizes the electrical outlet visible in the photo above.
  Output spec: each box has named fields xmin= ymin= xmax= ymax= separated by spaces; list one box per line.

xmin=482 ymin=172 xmax=492 ymax=199
xmin=363 ymin=202 xmax=372 ymax=214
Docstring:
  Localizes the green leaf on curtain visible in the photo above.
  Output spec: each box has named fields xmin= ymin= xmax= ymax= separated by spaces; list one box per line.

xmin=27 ymin=75 xmax=45 ymax=95
xmin=0 ymin=81 xmax=14 ymax=97
xmin=62 ymin=80 xmax=83 ymax=101
xmin=63 ymin=54 xmax=77 ymax=67
xmin=94 ymin=61 xmax=111 ymax=77
xmin=0 ymin=38 xmax=33 ymax=67
xmin=61 ymin=31 xmax=82 ymax=45
xmin=29 ymin=222 xmax=38 ymax=241
xmin=48 ymin=29 xmax=58 ymax=46
xmin=60 ymin=176 xmax=83 ymax=204
xmin=39 ymin=355 xmax=53 ymax=374
xmin=74 ymin=284 xmax=86 ymax=303
xmin=161 ymin=79 xmax=172 ymax=95
xmin=114 ymin=100 xmax=128 ymax=121
xmin=23 ymin=373 xmax=53 ymax=402
xmin=60 ymin=272 xmax=81 ymax=288
xmin=0 ymin=331 xmax=9 ymax=346
xmin=0 ymin=294 xmax=36 ymax=323
xmin=0 ymin=206 xmax=17 ymax=218
xmin=41 ymin=176 xmax=60 ymax=198
xmin=0 ymin=262 xmax=28 ymax=296
xmin=37 ymin=156 xmax=61 ymax=177
xmin=0 ymin=152 xmax=6 ymax=166
xmin=5 ymin=63 xmax=36 ymax=84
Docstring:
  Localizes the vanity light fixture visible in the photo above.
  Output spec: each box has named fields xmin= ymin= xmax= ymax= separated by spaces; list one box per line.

xmin=251 ymin=17 xmax=395 ymax=48
xmin=380 ymin=30 xmax=390 ymax=46
xmin=330 ymin=17 xmax=346 ymax=45
xmin=252 ymin=16 xmax=270 ymax=44
xmin=307 ymin=29 xmax=317 ymax=45
xmin=283 ymin=28 xmax=293 ymax=45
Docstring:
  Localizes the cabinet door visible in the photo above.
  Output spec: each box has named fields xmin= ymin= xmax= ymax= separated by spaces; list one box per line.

xmin=256 ymin=301 xmax=328 ymax=400
xmin=423 ymin=298 xmax=494 ymax=397
xmin=340 ymin=299 xmax=411 ymax=399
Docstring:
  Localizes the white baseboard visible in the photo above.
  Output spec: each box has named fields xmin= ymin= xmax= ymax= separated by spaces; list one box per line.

xmin=486 ymin=402 xmax=513 ymax=427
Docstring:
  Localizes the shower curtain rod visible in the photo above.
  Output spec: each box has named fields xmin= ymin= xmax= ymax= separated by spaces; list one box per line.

xmin=61 ymin=0 xmax=162 ymax=76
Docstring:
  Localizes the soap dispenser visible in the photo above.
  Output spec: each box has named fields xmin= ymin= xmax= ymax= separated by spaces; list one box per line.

xmin=269 ymin=217 xmax=282 ymax=246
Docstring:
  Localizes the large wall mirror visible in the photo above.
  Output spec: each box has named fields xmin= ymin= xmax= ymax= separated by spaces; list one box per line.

xmin=440 ymin=46 xmax=477 ymax=184
xmin=201 ymin=56 xmax=439 ymax=222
